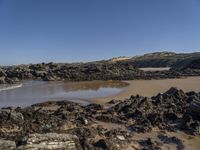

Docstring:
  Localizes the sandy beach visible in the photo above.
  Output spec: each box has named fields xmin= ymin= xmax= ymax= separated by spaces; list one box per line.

xmin=92 ymin=76 xmax=200 ymax=104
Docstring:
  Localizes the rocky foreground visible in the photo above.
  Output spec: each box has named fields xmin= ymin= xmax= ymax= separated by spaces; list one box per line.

xmin=0 ymin=87 xmax=200 ymax=149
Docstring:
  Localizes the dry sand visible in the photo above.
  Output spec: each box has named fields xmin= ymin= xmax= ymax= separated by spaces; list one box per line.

xmin=92 ymin=76 xmax=200 ymax=104
xmin=91 ymin=120 xmax=200 ymax=150
xmin=132 ymin=129 xmax=200 ymax=150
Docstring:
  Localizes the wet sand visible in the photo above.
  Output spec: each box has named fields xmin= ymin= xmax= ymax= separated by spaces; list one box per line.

xmin=93 ymin=76 xmax=200 ymax=104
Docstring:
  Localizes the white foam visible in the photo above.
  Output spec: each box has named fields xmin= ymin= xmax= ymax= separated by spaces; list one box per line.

xmin=0 ymin=83 xmax=23 ymax=92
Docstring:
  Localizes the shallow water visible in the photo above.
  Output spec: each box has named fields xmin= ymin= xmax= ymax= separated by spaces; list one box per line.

xmin=139 ymin=67 xmax=170 ymax=71
xmin=0 ymin=80 xmax=128 ymax=108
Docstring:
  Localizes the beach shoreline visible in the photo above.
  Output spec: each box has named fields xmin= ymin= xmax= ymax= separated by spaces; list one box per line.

xmin=92 ymin=76 xmax=200 ymax=104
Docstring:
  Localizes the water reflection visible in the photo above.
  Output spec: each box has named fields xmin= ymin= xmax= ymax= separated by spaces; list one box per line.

xmin=0 ymin=80 xmax=128 ymax=108
xmin=62 ymin=80 xmax=129 ymax=91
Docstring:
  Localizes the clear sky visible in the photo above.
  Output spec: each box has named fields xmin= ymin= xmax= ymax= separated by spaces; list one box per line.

xmin=0 ymin=0 xmax=200 ymax=65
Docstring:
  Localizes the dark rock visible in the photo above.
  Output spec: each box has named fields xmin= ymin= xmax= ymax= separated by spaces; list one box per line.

xmin=5 ymin=78 xmax=15 ymax=84
xmin=147 ymin=112 xmax=163 ymax=126
xmin=93 ymin=139 xmax=110 ymax=150
xmin=158 ymin=135 xmax=184 ymax=150
xmin=0 ymin=108 xmax=24 ymax=124
xmin=163 ymin=112 xmax=178 ymax=122
xmin=139 ymin=138 xmax=161 ymax=150
xmin=85 ymin=104 xmax=103 ymax=111
xmin=70 ymin=127 xmax=98 ymax=139
xmin=77 ymin=116 xmax=88 ymax=125
xmin=187 ymin=99 xmax=200 ymax=120
xmin=43 ymin=75 xmax=56 ymax=81
xmin=106 ymin=99 xmax=121 ymax=104
xmin=79 ymin=137 xmax=94 ymax=150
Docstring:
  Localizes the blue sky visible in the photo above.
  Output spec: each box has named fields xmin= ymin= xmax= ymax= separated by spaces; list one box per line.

xmin=0 ymin=0 xmax=200 ymax=65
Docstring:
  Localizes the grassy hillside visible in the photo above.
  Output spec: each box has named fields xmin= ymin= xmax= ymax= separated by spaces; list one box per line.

xmin=108 ymin=52 xmax=200 ymax=68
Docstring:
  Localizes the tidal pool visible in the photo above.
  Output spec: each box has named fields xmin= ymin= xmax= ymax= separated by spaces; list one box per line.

xmin=0 ymin=80 xmax=129 ymax=107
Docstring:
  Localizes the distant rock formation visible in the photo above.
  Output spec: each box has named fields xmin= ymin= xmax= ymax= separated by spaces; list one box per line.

xmin=143 ymin=51 xmax=176 ymax=58
xmin=0 ymin=52 xmax=199 ymax=84
xmin=131 ymin=52 xmax=200 ymax=68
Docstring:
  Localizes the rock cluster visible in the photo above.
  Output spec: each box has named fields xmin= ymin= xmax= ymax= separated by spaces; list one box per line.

xmin=0 ymin=88 xmax=199 ymax=149
xmin=17 ymin=133 xmax=79 ymax=150
xmin=0 ymin=62 xmax=140 ymax=84
xmin=184 ymin=58 xmax=200 ymax=69
xmin=107 ymin=87 xmax=200 ymax=134
xmin=0 ymin=60 xmax=200 ymax=84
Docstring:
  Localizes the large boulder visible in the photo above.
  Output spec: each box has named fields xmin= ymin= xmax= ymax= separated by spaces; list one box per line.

xmin=187 ymin=99 xmax=200 ymax=120
xmin=0 ymin=108 xmax=24 ymax=135
xmin=0 ymin=77 xmax=6 ymax=84
xmin=42 ymin=75 xmax=56 ymax=81
xmin=0 ymin=139 xmax=16 ymax=149
xmin=17 ymin=133 xmax=80 ymax=150
xmin=0 ymin=68 xmax=6 ymax=77
xmin=0 ymin=108 xmax=24 ymax=122
xmin=0 ymin=108 xmax=24 ymax=123
xmin=165 ymin=87 xmax=185 ymax=98
xmin=33 ymin=70 xmax=47 ymax=78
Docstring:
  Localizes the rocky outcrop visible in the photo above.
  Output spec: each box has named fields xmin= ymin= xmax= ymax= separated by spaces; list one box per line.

xmin=1 ymin=51 xmax=200 ymax=84
xmin=131 ymin=52 xmax=200 ymax=68
xmin=0 ymin=88 xmax=199 ymax=149
xmin=0 ymin=68 xmax=15 ymax=84
xmin=139 ymin=138 xmax=162 ymax=150
xmin=104 ymin=87 xmax=200 ymax=134
xmin=183 ymin=58 xmax=200 ymax=69
xmin=188 ymin=99 xmax=200 ymax=118
xmin=0 ymin=139 xmax=16 ymax=150
xmin=1 ymin=62 xmax=141 ymax=84
xmin=17 ymin=133 xmax=80 ymax=150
